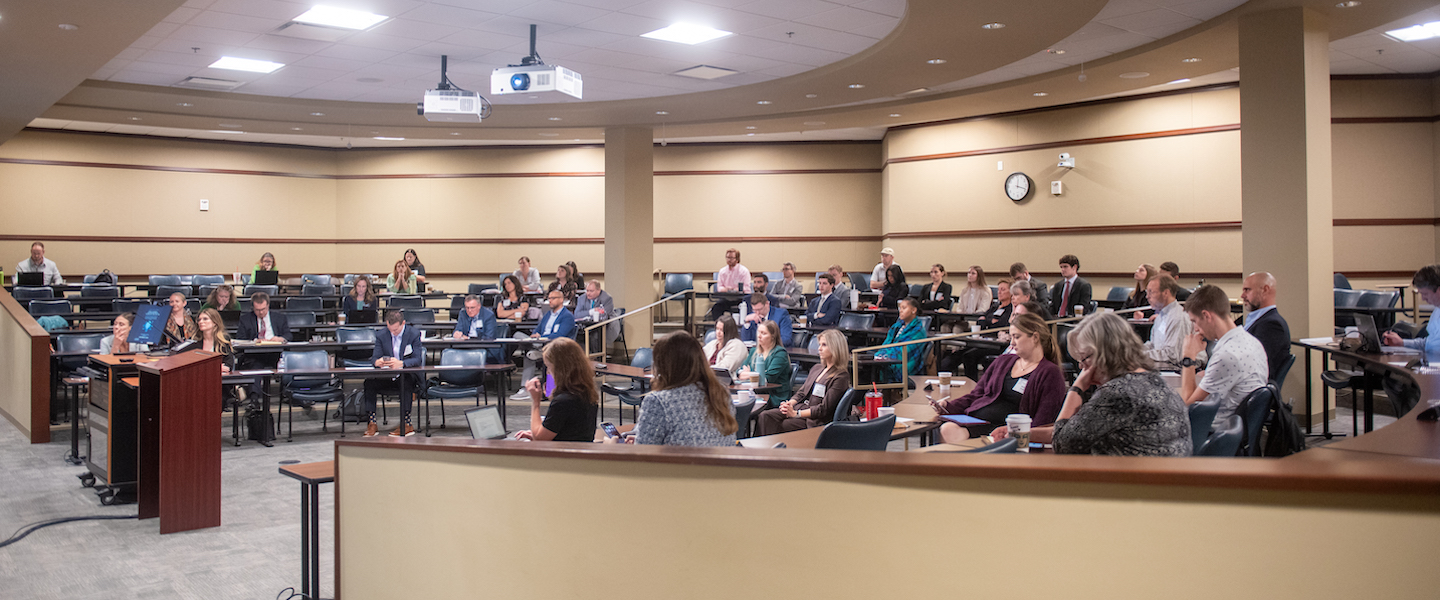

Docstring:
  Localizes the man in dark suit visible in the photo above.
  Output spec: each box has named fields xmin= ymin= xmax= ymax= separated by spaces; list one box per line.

xmin=740 ymin=293 xmax=794 ymax=346
xmin=573 ymin=280 xmax=617 ymax=346
xmin=806 ymin=273 xmax=842 ymax=327
xmin=234 ymin=291 xmax=291 ymax=405
xmin=364 ymin=309 xmax=425 ymax=437
xmin=1049 ymin=254 xmax=1092 ymax=318
xmin=1240 ymin=271 xmax=1292 ymax=382
xmin=1009 ymin=262 xmax=1050 ymax=306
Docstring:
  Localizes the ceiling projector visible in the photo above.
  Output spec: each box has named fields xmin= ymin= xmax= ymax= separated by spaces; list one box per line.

xmin=490 ymin=24 xmax=582 ymax=99
xmin=416 ymin=55 xmax=489 ymax=122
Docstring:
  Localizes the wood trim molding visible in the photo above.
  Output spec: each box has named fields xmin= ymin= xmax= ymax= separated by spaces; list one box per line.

xmin=1332 ymin=116 xmax=1440 ymax=125
xmin=2 ymin=234 xmax=881 ymax=246
xmin=654 ymin=168 xmax=880 ymax=176
xmin=1333 ymin=218 xmax=1440 ymax=226
xmin=654 ymin=235 xmax=882 ymax=243
xmin=885 ymin=221 xmax=1242 ymax=238
xmin=885 ymin=124 xmax=1240 ymax=166
xmin=1332 ymin=70 xmax=1440 ymax=81
xmin=886 ymin=83 xmax=1240 ymax=134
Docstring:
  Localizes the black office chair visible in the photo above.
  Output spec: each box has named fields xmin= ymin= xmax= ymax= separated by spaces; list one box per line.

xmin=148 ymin=275 xmax=181 ymax=286
xmin=789 ymin=330 xmax=809 ymax=350
xmin=732 ymin=396 xmax=757 ymax=439
xmin=659 ymin=273 xmax=694 ymax=322
xmin=238 ymin=297 xmax=253 ymax=312
xmin=287 ymin=311 xmax=318 ymax=342
xmin=602 ymin=347 xmax=653 ymax=424
xmin=1234 ymin=384 xmax=1277 ymax=457
xmin=468 ymin=283 xmax=498 ymax=295
xmin=421 ymin=349 xmax=488 ymax=436
xmin=1106 ymin=286 xmax=1133 ymax=302
xmin=301 ymin=283 xmax=335 ymax=297
xmin=192 ymin=275 xmax=225 ymax=286
xmin=112 ymin=298 xmax=147 ymax=314
xmin=908 ymin=283 xmax=924 ymax=297
xmin=343 ymin=274 xmax=359 ymax=285
xmin=952 ymin=438 xmax=1019 ymax=453
xmin=178 ymin=275 xmax=195 ymax=286
xmin=82 ymin=274 xmax=98 ymax=284
xmin=446 ymin=295 xmax=467 ymax=320
xmin=836 ymin=313 xmax=874 ymax=331
xmin=848 ymin=273 xmax=870 ymax=291
xmin=1273 ymin=353 xmax=1295 ymax=386
xmin=246 ymin=284 xmax=279 ymax=297
xmin=815 ymin=414 xmax=894 ymax=451
xmin=12 ymin=286 xmax=53 ymax=301
xmin=387 ymin=295 xmax=425 ymax=308
xmin=286 ymin=296 xmax=323 ymax=311
xmin=80 ymin=285 xmax=119 ymax=299
xmin=54 ymin=333 xmax=106 ymax=422
xmin=1196 ymin=415 xmax=1245 ymax=457
xmin=30 ymin=299 xmax=72 ymax=317
xmin=807 ymin=335 xmax=821 ymax=353
xmin=302 ymin=274 xmax=332 ymax=285
xmin=186 ymin=298 xmax=201 ymax=313
xmin=196 ymin=285 xmax=219 ymax=301
xmin=1187 ymin=395 xmax=1224 ymax=453
xmin=832 ymin=388 xmax=864 ymax=423
xmin=1333 ymin=288 xmax=1364 ymax=330
xmin=1357 ymin=290 xmax=1399 ymax=329
xmin=403 ymin=308 xmax=435 ymax=324
xmin=280 ymin=350 xmax=343 ymax=438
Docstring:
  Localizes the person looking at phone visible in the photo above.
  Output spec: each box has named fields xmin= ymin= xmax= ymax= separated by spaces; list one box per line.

xmin=932 ymin=313 xmax=1065 ymax=443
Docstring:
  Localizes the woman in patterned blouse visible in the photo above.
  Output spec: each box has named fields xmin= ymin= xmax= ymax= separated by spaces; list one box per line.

xmin=1001 ymin=311 xmax=1191 ymax=456
xmin=631 ymin=331 xmax=739 ymax=447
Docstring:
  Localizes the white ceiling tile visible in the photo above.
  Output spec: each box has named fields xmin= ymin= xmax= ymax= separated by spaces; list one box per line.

xmin=426 ymin=0 xmax=531 ymax=13
xmin=561 ymin=0 xmax=650 ymax=9
xmin=1329 ymin=59 xmax=1387 ymax=75
xmin=760 ymin=43 xmax=849 ymax=66
xmin=182 ymin=0 xmax=217 ymax=8
xmin=186 ymin=10 xmax=289 ymax=34
xmin=600 ymin=35 xmax=690 ymax=55
xmin=403 ymin=42 xmax=492 ymax=62
xmin=795 ymin=6 xmax=893 ymax=34
xmin=702 ymin=9 xmax=785 ymax=33
xmin=205 ymin=0 xmax=310 ymax=20
xmin=372 ymin=18 xmax=466 ymax=41
xmin=348 ymin=89 xmax=421 ymax=103
xmin=259 ymin=65 xmax=352 ymax=82
xmin=1101 ymin=9 xmax=1196 ymax=34
xmin=244 ymin=35 xmax=334 ymax=54
xmin=291 ymin=88 xmax=364 ymax=101
xmin=575 ymin=11 xmax=668 ymax=35
xmin=702 ymin=33 xmax=788 ymax=55
xmin=124 ymin=61 xmax=209 ymax=76
xmin=1167 ymin=0 xmax=1244 ymax=22
xmin=164 ymin=6 xmax=203 ymax=23
xmin=169 ymin=24 xmax=261 ymax=45
xmin=144 ymin=21 xmax=183 ymax=39
xmin=747 ymin=22 xmax=873 ymax=53
xmin=316 ymin=44 xmax=401 ymax=63
xmin=137 ymin=49 xmax=219 ymax=67
xmin=509 ymin=1 xmax=614 ymax=27
xmin=110 ymin=70 xmax=192 ymax=86
xmin=351 ymin=62 xmax=435 ymax=81
xmin=400 ymin=3 xmax=504 ymax=28
xmin=754 ymin=63 xmax=810 ymax=78
xmin=736 ymin=0 xmax=841 ymax=21
xmin=1095 ymin=0 xmax=1155 ymax=21
xmin=847 ymin=19 xmax=900 ymax=39
xmin=294 ymin=55 xmax=371 ymax=72
xmin=128 ymin=35 xmax=165 ymax=50
xmin=704 ymin=53 xmax=787 ymax=72
xmin=539 ymin=26 xmax=629 ymax=47
xmin=1373 ymin=53 xmax=1440 ymax=72
xmin=335 ymin=31 xmax=431 ymax=52
xmin=1133 ymin=21 xmax=1201 ymax=39
xmin=846 ymin=0 xmax=904 ymax=19
xmin=621 ymin=0 xmax=729 ymax=22
xmin=233 ymin=81 xmax=315 ymax=95
xmin=620 ymin=55 xmax=698 ymax=74
xmin=558 ymin=46 xmax=644 ymax=66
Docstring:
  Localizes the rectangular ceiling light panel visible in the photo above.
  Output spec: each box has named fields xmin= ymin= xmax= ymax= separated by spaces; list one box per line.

xmin=209 ymin=56 xmax=286 ymax=73
xmin=642 ymin=23 xmax=733 ymax=45
xmin=293 ymin=6 xmax=389 ymax=30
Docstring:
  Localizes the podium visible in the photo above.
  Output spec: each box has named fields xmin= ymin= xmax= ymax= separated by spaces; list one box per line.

xmin=136 ymin=350 xmax=223 ymax=534
xmin=86 ymin=354 xmax=155 ymax=503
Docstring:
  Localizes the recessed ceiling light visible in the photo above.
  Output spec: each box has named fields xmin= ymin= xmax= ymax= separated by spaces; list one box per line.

xmin=209 ymin=130 xmax=244 ymax=134
xmin=58 ymin=23 xmax=78 ymax=31
xmin=290 ymin=127 xmax=303 ymax=131
xmin=1119 ymin=71 xmax=1150 ymax=79
xmin=210 ymin=56 xmax=285 ymax=73
xmin=981 ymin=22 xmax=1005 ymax=30
xmin=1386 ymin=21 xmax=1440 ymax=42
xmin=805 ymin=93 xmax=818 ymax=98
xmin=310 ymin=112 xmax=325 ymax=116
xmin=756 ymin=100 xmax=771 ymax=105
xmin=641 ymin=23 xmax=733 ymax=45
xmin=1167 ymin=78 xmax=1191 ymax=85
xmin=548 ymin=117 xmax=562 ymax=121
xmin=1336 ymin=1 xmax=1361 ymax=7
xmin=745 ymin=126 xmax=756 ymax=130
xmin=1182 ymin=57 xmax=1201 ymax=63
xmin=373 ymin=136 xmax=404 ymax=141
xmin=538 ymin=133 xmax=560 ymax=137
xmin=888 ymin=113 xmax=901 ymax=117
xmin=804 ymin=121 xmax=825 ymax=126
xmin=655 ymin=111 xmax=669 ymax=115
xmin=450 ymin=132 xmax=461 ymax=135
xmin=1047 ymin=49 xmax=1066 ymax=55
xmin=294 ymin=6 xmax=389 ymax=30
xmin=129 ymin=117 xmax=142 ymax=121
xmin=926 ymin=58 xmax=947 ymax=64
xmin=1033 ymin=92 xmax=1048 ymax=97
xmin=176 ymin=102 xmax=193 ymax=107
xmin=848 ymin=83 xmax=865 ymax=89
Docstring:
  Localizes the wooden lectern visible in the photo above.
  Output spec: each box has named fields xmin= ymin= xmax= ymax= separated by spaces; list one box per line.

xmin=136 ymin=350 xmax=223 ymax=534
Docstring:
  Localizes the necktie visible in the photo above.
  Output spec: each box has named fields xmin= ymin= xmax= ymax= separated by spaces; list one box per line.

xmin=1061 ymin=281 xmax=1072 ymax=316
xmin=260 ymin=316 xmax=268 ymax=339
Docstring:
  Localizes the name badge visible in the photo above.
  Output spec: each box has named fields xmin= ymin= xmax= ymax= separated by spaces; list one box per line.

xmin=994 ymin=307 xmax=1004 ymax=315
xmin=403 ymin=345 xmax=412 ymax=356
xmin=933 ymin=292 xmax=942 ymax=301
xmin=1012 ymin=378 xmax=1028 ymax=394
xmin=812 ymin=382 xmax=827 ymax=398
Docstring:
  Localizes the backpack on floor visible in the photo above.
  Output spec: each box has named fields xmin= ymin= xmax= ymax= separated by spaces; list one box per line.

xmin=246 ymin=409 xmax=274 ymax=442
xmin=332 ymin=389 xmax=367 ymax=423
xmin=1261 ymin=399 xmax=1306 ymax=457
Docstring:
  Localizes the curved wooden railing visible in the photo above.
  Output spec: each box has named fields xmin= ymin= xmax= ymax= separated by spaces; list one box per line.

xmin=0 ymin=288 xmax=52 ymax=443
xmin=582 ymin=291 xmax=690 ymax=362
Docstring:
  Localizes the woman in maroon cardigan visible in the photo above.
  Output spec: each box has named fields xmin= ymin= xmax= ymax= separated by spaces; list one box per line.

xmin=932 ymin=312 xmax=1066 ymax=443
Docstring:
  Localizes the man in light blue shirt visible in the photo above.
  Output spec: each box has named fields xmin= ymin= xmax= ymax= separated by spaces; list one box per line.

xmin=1145 ymin=275 xmax=1192 ymax=369
xmin=1383 ymin=265 xmax=1440 ymax=364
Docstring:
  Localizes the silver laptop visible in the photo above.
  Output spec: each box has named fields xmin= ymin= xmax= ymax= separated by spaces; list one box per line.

xmin=465 ymin=405 xmax=508 ymax=440
xmin=1355 ymin=313 xmax=1417 ymax=355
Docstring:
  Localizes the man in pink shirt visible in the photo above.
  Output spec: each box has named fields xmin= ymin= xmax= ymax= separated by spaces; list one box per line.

xmin=708 ymin=247 xmax=752 ymax=319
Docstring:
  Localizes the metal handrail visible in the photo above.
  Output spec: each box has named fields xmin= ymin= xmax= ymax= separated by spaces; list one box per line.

xmin=583 ymin=290 xmax=691 ymax=362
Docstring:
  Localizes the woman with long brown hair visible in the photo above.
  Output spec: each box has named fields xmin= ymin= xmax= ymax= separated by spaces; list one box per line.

xmin=701 ymin=315 xmax=747 ymax=374
xmin=634 ymin=331 xmax=739 ymax=446
xmin=515 ymin=337 xmax=599 ymax=442
xmin=934 ymin=312 xmax=1067 ymax=443
xmin=1125 ymin=263 xmax=1158 ymax=313
xmin=100 ymin=312 xmax=149 ymax=354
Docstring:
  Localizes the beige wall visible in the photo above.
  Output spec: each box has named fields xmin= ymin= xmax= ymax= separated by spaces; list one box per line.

xmin=337 ymin=443 xmax=1440 ymax=600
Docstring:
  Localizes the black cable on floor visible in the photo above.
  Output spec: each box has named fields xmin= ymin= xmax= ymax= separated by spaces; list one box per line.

xmin=275 ymin=587 xmax=311 ymax=599
xmin=0 ymin=514 xmax=137 ymax=549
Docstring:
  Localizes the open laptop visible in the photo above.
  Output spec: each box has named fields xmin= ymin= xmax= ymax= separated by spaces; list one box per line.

xmin=219 ymin=309 xmax=241 ymax=328
xmin=345 ymin=309 xmax=378 ymax=324
xmin=1356 ymin=313 xmax=1417 ymax=355
xmin=251 ymin=270 xmax=279 ymax=286
xmin=16 ymin=271 xmax=43 ymax=286
xmin=465 ymin=405 xmax=508 ymax=440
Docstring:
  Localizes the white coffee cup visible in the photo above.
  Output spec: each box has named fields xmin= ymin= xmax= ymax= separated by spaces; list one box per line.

xmin=877 ymin=407 xmax=895 ymax=418
xmin=1074 ymin=305 xmax=1085 ymax=316
xmin=970 ymin=323 xmax=981 ymax=333
xmin=1006 ymin=413 xmax=1032 ymax=453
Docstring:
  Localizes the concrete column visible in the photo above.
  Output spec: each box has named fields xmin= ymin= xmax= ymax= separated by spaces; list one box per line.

xmin=1239 ymin=8 xmax=1333 ymax=417
xmin=604 ymin=127 xmax=655 ymax=354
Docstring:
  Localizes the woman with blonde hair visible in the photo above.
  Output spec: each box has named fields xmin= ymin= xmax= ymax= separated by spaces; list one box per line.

xmin=933 ymin=313 xmax=1065 ymax=442
xmin=956 ymin=265 xmax=992 ymax=314
xmin=515 ymin=338 xmax=599 ymax=442
xmin=193 ymin=308 xmax=235 ymax=373
xmin=343 ymin=275 xmax=377 ymax=311
xmin=387 ymin=260 xmax=417 ymax=295
xmin=201 ymin=284 xmax=239 ymax=312
xmin=757 ymin=329 xmax=852 ymax=435
xmin=632 ymin=331 xmax=739 ymax=446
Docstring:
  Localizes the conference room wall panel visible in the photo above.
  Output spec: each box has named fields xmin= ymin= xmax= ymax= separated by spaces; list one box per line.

xmin=0 ymin=129 xmax=338 ymax=175
xmin=654 ymin=142 xmax=881 ymax=172
xmin=1330 ymin=78 xmax=1434 ymax=118
xmin=337 ymin=145 xmax=603 ymax=176
xmin=333 ymin=177 xmax=604 ymax=239
xmin=1331 ymin=122 xmax=1434 ymax=219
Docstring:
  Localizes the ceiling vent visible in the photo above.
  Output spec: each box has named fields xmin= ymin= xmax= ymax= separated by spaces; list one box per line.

xmin=271 ymin=21 xmax=353 ymax=43
xmin=174 ymin=76 xmax=245 ymax=91
xmin=673 ymin=65 xmax=739 ymax=80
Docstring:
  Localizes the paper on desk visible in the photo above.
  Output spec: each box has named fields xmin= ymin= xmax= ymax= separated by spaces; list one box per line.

xmin=432 ymin=364 xmax=466 ymax=369
xmin=895 ymin=416 xmax=914 ymax=426
xmin=236 ymin=370 xmax=270 ymax=375
xmin=344 ymin=366 xmax=376 ymax=370
xmin=1299 ymin=337 xmax=1335 ymax=345
xmin=287 ymin=341 xmax=309 ymax=345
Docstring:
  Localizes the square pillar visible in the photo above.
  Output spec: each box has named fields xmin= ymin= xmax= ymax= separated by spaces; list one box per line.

xmin=1240 ymin=8 xmax=1333 ymax=416
xmin=604 ymin=127 xmax=654 ymax=353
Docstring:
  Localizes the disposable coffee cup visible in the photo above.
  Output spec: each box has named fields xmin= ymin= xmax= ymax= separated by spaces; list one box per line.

xmin=877 ymin=407 xmax=895 ymax=419
xmin=1006 ymin=414 xmax=1033 ymax=453
xmin=748 ymin=372 xmax=759 ymax=384
xmin=938 ymin=372 xmax=952 ymax=387
xmin=970 ymin=324 xmax=981 ymax=333
xmin=337 ymin=313 xmax=346 ymax=325
xmin=1074 ymin=305 xmax=1085 ymax=316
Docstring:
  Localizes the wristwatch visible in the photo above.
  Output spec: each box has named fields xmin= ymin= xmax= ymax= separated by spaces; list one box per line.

xmin=1180 ymin=357 xmax=1197 ymax=368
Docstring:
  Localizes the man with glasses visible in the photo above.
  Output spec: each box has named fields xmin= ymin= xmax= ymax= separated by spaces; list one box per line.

xmin=1383 ymin=264 xmax=1440 ymax=364
xmin=1144 ymin=275 xmax=1192 ymax=369
xmin=709 ymin=248 xmax=751 ymax=320
xmin=772 ymin=262 xmax=805 ymax=309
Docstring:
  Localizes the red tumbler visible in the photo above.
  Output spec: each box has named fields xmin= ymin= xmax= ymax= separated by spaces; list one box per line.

xmin=863 ymin=390 xmax=883 ymax=421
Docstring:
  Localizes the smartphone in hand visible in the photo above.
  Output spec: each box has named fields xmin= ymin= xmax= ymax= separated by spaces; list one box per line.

xmin=601 ymin=422 xmax=621 ymax=438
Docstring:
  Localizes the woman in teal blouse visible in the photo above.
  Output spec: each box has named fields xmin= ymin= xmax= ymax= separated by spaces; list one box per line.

xmin=878 ymin=297 xmax=928 ymax=381
xmin=739 ymin=320 xmax=792 ymax=407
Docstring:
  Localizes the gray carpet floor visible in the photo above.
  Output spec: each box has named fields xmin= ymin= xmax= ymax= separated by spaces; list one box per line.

xmin=0 ymin=381 xmax=1392 ymax=600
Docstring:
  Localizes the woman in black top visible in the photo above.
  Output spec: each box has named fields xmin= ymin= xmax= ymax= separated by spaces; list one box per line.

xmin=515 ymin=337 xmax=599 ymax=442
xmin=403 ymin=249 xmax=426 ymax=284
xmin=342 ymin=276 xmax=377 ymax=312
xmin=878 ymin=264 xmax=908 ymax=309
xmin=918 ymin=264 xmax=953 ymax=311
xmin=497 ymin=274 xmax=530 ymax=320
xmin=1124 ymin=263 xmax=1157 ymax=313
xmin=548 ymin=264 xmax=578 ymax=304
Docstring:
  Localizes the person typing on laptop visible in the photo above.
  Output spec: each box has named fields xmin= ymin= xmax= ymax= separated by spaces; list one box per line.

xmin=1383 ymin=264 xmax=1440 ymax=363
xmin=16 ymin=241 xmax=63 ymax=285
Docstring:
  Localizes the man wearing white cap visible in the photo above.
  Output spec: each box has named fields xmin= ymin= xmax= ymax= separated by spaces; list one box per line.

xmin=870 ymin=247 xmax=899 ymax=291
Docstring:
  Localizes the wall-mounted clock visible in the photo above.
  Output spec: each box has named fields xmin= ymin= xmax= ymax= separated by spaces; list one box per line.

xmin=1005 ymin=172 xmax=1032 ymax=202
